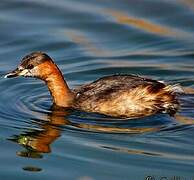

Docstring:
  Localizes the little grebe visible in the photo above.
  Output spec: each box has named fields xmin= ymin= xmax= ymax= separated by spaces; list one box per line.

xmin=5 ymin=52 xmax=183 ymax=118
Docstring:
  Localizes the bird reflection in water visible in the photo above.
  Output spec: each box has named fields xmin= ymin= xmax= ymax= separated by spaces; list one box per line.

xmin=7 ymin=104 xmax=194 ymax=172
xmin=9 ymin=106 xmax=71 ymax=158
xmin=9 ymin=106 xmax=160 ymax=158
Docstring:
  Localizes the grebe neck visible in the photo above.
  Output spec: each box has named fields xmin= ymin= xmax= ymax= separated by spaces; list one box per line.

xmin=45 ymin=68 xmax=74 ymax=107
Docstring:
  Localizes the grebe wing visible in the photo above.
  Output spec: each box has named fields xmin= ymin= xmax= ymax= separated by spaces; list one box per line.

xmin=73 ymin=74 xmax=165 ymax=98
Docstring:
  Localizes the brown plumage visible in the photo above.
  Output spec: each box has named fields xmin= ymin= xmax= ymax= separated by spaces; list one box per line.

xmin=4 ymin=52 xmax=183 ymax=118
xmin=73 ymin=75 xmax=181 ymax=118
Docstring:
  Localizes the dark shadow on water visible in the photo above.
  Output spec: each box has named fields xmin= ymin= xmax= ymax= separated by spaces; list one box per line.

xmin=22 ymin=166 xmax=42 ymax=172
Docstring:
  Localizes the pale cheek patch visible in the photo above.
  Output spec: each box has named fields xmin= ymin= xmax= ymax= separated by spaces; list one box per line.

xmin=19 ymin=67 xmax=39 ymax=77
xmin=18 ymin=69 xmax=29 ymax=76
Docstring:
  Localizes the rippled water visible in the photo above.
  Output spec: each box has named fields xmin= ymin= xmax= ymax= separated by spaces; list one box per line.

xmin=1 ymin=0 xmax=194 ymax=179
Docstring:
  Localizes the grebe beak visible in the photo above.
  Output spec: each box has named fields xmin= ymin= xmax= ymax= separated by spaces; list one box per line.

xmin=4 ymin=68 xmax=28 ymax=78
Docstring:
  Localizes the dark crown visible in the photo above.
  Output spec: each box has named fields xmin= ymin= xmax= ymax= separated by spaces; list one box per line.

xmin=20 ymin=52 xmax=52 ymax=69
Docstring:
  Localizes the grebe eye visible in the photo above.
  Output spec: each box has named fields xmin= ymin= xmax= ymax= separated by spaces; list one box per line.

xmin=27 ymin=64 xmax=34 ymax=69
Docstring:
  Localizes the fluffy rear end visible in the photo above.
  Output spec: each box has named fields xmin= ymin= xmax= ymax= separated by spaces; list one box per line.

xmin=158 ymin=84 xmax=183 ymax=115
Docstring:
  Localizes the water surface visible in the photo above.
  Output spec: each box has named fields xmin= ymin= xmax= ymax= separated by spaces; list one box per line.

xmin=1 ymin=0 xmax=194 ymax=180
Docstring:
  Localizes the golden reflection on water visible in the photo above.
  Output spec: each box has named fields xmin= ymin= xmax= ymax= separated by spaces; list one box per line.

xmin=100 ymin=145 xmax=161 ymax=157
xmin=175 ymin=114 xmax=194 ymax=124
xmin=63 ymin=30 xmax=110 ymax=56
xmin=179 ymin=0 xmax=194 ymax=10
xmin=183 ymin=87 xmax=194 ymax=94
xmin=106 ymin=10 xmax=178 ymax=37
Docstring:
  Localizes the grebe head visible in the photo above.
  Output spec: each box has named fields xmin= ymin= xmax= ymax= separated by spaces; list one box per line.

xmin=4 ymin=52 xmax=56 ymax=79
xmin=5 ymin=52 xmax=73 ymax=108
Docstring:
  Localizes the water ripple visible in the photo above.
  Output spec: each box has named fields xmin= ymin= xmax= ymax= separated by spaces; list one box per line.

xmin=1 ymin=0 xmax=194 ymax=179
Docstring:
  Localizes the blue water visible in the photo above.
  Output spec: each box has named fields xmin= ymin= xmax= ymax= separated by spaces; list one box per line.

xmin=1 ymin=0 xmax=194 ymax=179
